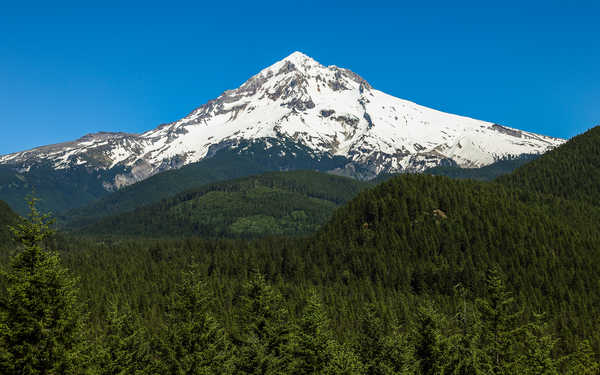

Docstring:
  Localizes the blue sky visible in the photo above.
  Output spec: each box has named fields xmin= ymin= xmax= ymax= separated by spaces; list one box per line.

xmin=1 ymin=0 xmax=598 ymax=155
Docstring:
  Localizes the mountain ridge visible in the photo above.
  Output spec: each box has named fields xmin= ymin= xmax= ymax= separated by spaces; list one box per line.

xmin=1 ymin=51 xmax=564 ymax=189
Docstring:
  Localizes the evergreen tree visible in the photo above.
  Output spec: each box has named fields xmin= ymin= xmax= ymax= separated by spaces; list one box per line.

xmin=355 ymin=304 xmax=412 ymax=375
xmin=412 ymin=303 xmax=448 ymax=375
xmin=163 ymin=266 xmax=234 ymax=374
xmin=236 ymin=273 xmax=293 ymax=375
xmin=91 ymin=300 xmax=150 ymax=375
xmin=518 ymin=313 xmax=559 ymax=375
xmin=323 ymin=341 xmax=365 ymax=375
xmin=0 ymin=198 xmax=87 ymax=374
xmin=476 ymin=267 xmax=523 ymax=374
xmin=445 ymin=284 xmax=484 ymax=375
xmin=287 ymin=289 xmax=335 ymax=374
xmin=563 ymin=340 xmax=600 ymax=375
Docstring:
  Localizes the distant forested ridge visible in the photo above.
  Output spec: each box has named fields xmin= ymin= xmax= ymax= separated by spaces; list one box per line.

xmin=72 ymin=171 xmax=370 ymax=237
xmin=426 ymin=153 xmax=539 ymax=180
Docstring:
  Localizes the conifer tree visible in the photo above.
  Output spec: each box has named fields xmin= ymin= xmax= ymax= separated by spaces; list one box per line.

xmin=92 ymin=301 xmax=150 ymax=375
xmin=412 ymin=303 xmax=448 ymax=375
xmin=236 ymin=273 xmax=292 ymax=375
xmin=0 ymin=198 xmax=87 ymax=374
xmin=287 ymin=290 xmax=334 ymax=374
xmin=445 ymin=284 xmax=484 ymax=374
xmin=518 ymin=313 xmax=559 ymax=375
xmin=164 ymin=266 xmax=234 ymax=375
xmin=476 ymin=267 xmax=523 ymax=374
xmin=563 ymin=340 xmax=600 ymax=375
xmin=356 ymin=304 xmax=412 ymax=375
xmin=323 ymin=341 xmax=365 ymax=375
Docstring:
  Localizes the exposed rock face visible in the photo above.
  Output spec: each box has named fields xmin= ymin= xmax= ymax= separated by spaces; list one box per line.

xmin=0 ymin=51 xmax=565 ymax=188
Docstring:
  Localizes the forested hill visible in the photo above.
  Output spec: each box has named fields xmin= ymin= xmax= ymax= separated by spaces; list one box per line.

xmin=498 ymin=125 xmax=600 ymax=205
xmin=308 ymin=174 xmax=600 ymax=348
xmin=0 ymin=199 xmax=18 ymax=244
xmin=62 ymin=141 xmax=352 ymax=229
xmin=62 ymin=153 xmax=274 ymax=228
xmin=76 ymin=171 xmax=371 ymax=238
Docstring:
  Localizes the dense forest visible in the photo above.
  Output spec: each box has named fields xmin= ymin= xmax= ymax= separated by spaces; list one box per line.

xmin=75 ymin=171 xmax=370 ymax=237
xmin=62 ymin=140 xmax=352 ymax=227
xmin=1 ymin=127 xmax=600 ymax=373
xmin=498 ymin=126 xmax=600 ymax=205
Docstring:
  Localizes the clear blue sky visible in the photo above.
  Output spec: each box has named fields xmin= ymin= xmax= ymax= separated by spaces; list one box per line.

xmin=1 ymin=0 xmax=598 ymax=155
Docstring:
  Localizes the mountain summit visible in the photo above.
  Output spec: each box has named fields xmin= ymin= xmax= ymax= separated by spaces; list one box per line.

xmin=0 ymin=52 xmax=564 ymax=189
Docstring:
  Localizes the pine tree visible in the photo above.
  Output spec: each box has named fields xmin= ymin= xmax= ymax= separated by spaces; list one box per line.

xmin=0 ymin=198 xmax=87 ymax=374
xmin=287 ymin=289 xmax=335 ymax=374
xmin=236 ymin=273 xmax=292 ymax=375
xmin=323 ymin=341 xmax=365 ymax=375
xmin=92 ymin=300 xmax=151 ymax=375
xmin=445 ymin=284 xmax=484 ymax=374
xmin=355 ymin=304 xmax=412 ymax=375
xmin=412 ymin=303 xmax=448 ymax=375
xmin=518 ymin=313 xmax=559 ymax=375
xmin=476 ymin=267 xmax=523 ymax=374
xmin=163 ymin=266 xmax=234 ymax=375
xmin=563 ymin=340 xmax=600 ymax=375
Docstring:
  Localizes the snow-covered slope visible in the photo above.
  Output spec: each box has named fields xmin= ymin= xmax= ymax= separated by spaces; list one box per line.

xmin=0 ymin=51 xmax=564 ymax=187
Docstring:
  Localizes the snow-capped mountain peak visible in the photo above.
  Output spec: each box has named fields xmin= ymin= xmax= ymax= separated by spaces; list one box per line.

xmin=0 ymin=52 xmax=565 ymax=188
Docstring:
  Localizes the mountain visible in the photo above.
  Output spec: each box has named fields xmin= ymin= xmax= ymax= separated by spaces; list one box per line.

xmin=72 ymin=171 xmax=370 ymax=238
xmin=0 ymin=52 xmax=563 ymax=214
xmin=498 ymin=125 xmax=600 ymax=205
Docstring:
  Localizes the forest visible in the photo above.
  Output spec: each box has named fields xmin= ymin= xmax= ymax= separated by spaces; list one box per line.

xmin=1 ymin=127 xmax=600 ymax=374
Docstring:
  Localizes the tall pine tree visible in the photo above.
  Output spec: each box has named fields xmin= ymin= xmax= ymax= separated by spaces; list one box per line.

xmin=163 ymin=266 xmax=234 ymax=374
xmin=476 ymin=267 xmax=524 ymax=374
xmin=0 ymin=198 xmax=87 ymax=374
xmin=236 ymin=273 xmax=293 ymax=375
xmin=287 ymin=289 xmax=336 ymax=374
xmin=91 ymin=300 xmax=151 ymax=375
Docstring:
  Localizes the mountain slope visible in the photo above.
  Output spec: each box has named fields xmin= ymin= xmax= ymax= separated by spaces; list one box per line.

xmin=0 ymin=52 xmax=564 ymax=213
xmin=0 ymin=163 xmax=126 ymax=215
xmin=75 ymin=171 xmax=370 ymax=238
xmin=62 ymin=142 xmax=350 ymax=227
xmin=498 ymin=125 xmax=600 ymax=205
xmin=307 ymin=173 xmax=600 ymax=347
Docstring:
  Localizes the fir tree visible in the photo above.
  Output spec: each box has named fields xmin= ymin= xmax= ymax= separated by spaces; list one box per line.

xmin=476 ymin=267 xmax=523 ymax=374
xmin=518 ymin=313 xmax=559 ymax=375
xmin=412 ymin=303 xmax=448 ymax=375
xmin=323 ymin=341 xmax=365 ymax=375
xmin=91 ymin=300 xmax=150 ymax=375
xmin=163 ymin=266 xmax=234 ymax=375
xmin=445 ymin=284 xmax=484 ymax=374
xmin=287 ymin=289 xmax=335 ymax=374
xmin=563 ymin=340 xmax=600 ymax=375
xmin=356 ymin=304 xmax=412 ymax=375
xmin=0 ymin=197 xmax=87 ymax=374
xmin=236 ymin=273 xmax=292 ymax=375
